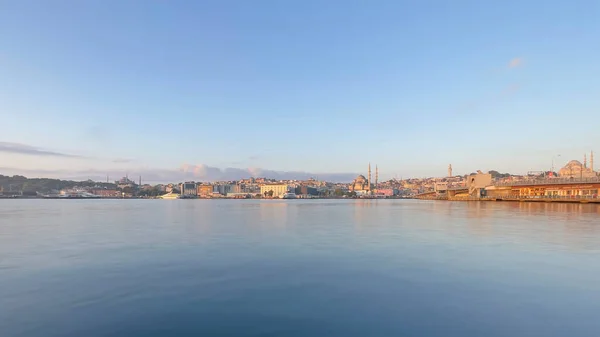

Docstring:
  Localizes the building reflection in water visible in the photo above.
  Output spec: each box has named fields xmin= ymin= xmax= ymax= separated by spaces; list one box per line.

xmin=163 ymin=200 xmax=215 ymax=243
xmin=259 ymin=200 xmax=291 ymax=230
xmin=448 ymin=201 xmax=600 ymax=252
xmin=347 ymin=199 xmax=599 ymax=253
xmin=167 ymin=199 xmax=599 ymax=252
xmin=352 ymin=200 xmax=376 ymax=226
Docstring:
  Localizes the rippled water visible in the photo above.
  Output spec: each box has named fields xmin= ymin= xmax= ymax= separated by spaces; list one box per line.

xmin=1 ymin=199 xmax=599 ymax=336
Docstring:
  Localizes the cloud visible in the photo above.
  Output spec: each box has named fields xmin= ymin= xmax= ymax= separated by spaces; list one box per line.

xmin=178 ymin=164 xmax=357 ymax=182
xmin=0 ymin=164 xmax=358 ymax=183
xmin=508 ymin=57 xmax=524 ymax=68
xmin=112 ymin=158 xmax=133 ymax=163
xmin=0 ymin=142 xmax=83 ymax=158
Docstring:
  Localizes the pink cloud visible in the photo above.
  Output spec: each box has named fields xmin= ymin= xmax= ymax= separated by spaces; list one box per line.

xmin=508 ymin=57 xmax=524 ymax=68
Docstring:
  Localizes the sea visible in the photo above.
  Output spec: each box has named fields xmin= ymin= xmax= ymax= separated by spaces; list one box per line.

xmin=1 ymin=199 xmax=599 ymax=337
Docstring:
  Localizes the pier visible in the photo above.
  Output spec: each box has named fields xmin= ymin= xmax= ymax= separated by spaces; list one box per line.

xmin=415 ymin=176 xmax=600 ymax=204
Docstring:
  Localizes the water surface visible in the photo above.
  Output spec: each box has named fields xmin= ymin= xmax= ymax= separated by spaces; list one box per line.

xmin=1 ymin=200 xmax=599 ymax=336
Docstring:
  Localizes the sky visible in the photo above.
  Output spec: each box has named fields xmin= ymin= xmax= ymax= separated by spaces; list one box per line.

xmin=1 ymin=0 xmax=599 ymax=182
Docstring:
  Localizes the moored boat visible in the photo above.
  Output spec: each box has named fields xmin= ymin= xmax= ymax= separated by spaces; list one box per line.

xmin=160 ymin=192 xmax=181 ymax=199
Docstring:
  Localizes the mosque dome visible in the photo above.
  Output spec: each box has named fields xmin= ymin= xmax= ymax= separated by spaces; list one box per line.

xmin=565 ymin=160 xmax=583 ymax=167
xmin=558 ymin=159 xmax=595 ymax=178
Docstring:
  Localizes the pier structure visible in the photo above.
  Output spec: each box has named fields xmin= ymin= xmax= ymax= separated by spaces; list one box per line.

xmin=416 ymin=176 xmax=600 ymax=203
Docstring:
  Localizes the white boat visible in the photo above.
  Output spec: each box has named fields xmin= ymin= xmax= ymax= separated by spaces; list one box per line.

xmin=55 ymin=189 xmax=101 ymax=198
xmin=280 ymin=192 xmax=297 ymax=199
xmin=160 ymin=192 xmax=181 ymax=199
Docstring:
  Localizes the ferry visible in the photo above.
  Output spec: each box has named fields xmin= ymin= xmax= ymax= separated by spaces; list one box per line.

xmin=45 ymin=189 xmax=101 ymax=199
xmin=280 ymin=192 xmax=297 ymax=199
xmin=160 ymin=192 xmax=181 ymax=199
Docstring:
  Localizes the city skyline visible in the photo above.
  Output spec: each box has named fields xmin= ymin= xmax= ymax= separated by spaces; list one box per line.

xmin=0 ymin=153 xmax=596 ymax=183
xmin=2 ymin=1 xmax=599 ymax=179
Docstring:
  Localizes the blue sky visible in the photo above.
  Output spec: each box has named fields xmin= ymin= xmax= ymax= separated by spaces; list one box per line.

xmin=1 ymin=0 xmax=599 ymax=182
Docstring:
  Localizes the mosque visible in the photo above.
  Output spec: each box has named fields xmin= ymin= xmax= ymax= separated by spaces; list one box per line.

xmin=558 ymin=151 xmax=597 ymax=178
xmin=349 ymin=163 xmax=378 ymax=195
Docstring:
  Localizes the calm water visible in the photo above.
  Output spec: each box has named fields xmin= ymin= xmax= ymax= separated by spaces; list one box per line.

xmin=1 ymin=200 xmax=599 ymax=337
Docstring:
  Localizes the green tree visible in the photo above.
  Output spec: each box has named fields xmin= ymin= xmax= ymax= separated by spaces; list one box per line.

xmin=488 ymin=170 xmax=511 ymax=179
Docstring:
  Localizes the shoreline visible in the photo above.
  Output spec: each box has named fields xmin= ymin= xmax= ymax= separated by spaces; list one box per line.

xmin=0 ymin=196 xmax=414 ymax=200
xmin=4 ymin=196 xmax=599 ymax=204
xmin=416 ymin=197 xmax=600 ymax=204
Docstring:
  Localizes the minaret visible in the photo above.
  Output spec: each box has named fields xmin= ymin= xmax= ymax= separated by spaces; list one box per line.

xmin=584 ymin=154 xmax=587 ymax=169
xmin=448 ymin=164 xmax=453 ymax=177
xmin=375 ymin=165 xmax=379 ymax=191
xmin=591 ymin=151 xmax=594 ymax=172
xmin=368 ymin=163 xmax=372 ymax=191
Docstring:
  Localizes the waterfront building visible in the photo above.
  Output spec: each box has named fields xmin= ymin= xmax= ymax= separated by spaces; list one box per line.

xmin=374 ymin=188 xmax=397 ymax=197
xmin=214 ymin=184 xmax=235 ymax=196
xmin=434 ymin=182 xmax=448 ymax=197
xmin=466 ymin=173 xmax=493 ymax=197
xmin=492 ymin=181 xmax=600 ymax=198
xmin=295 ymin=186 xmax=319 ymax=196
xmin=90 ymin=189 xmax=120 ymax=197
xmin=260 ymin=184 xmax=291 ymax=198
xmin=229 ymin=184 xmax=243 ymax=194
xmin=180 ymin=182 xmax=197 ymax=197
xmin=197 ymin=184 xmax=213 ymax=196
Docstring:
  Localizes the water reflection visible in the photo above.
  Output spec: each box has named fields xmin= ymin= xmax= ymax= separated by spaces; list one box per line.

xmin=424 ymin=201 xmax=600 ymax=252
xmin=259 ymin=200 xmax=289 ymax=229
xmin=1 ymin=200 xmax=599 ymax=337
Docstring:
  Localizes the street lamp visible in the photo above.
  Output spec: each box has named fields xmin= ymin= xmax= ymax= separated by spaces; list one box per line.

xmin=551 ymin=154 xmax=561 ymax=177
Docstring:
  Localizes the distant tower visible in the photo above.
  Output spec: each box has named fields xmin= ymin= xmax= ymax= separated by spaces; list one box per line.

xmin=584 ymin=154 xmax=587 ymax=169
xmin=375 ymin=165 xmax=379 ymax=190
xmin=139 ymin=176 xmax=142 ymax=186
xmin=448 ymin=164 xmax=453 ymax=177
xmin=368 ymin=163 xmax=372 ymax=191
xmin=106 ymin=174 xmax=109 ymax=183
xmin=591 ymin=151 xmax=595 ymax=172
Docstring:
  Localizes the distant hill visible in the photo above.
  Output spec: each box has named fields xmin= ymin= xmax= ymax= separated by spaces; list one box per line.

xmin=0 ymin=175 xmax=116 ymax=193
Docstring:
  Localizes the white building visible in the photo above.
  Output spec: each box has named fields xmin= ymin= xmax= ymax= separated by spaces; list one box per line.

xmin=260 ymin=184 xmax=291 ymax=197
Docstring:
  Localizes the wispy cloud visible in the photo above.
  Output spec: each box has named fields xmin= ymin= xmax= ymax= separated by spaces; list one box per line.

xmin=508 ymin=57 xmax=524 ymax=68
xmin=112 ymin=158 xmax=133 ymax=163
xmin=0 ymin=142 xmax=83 ymax=158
